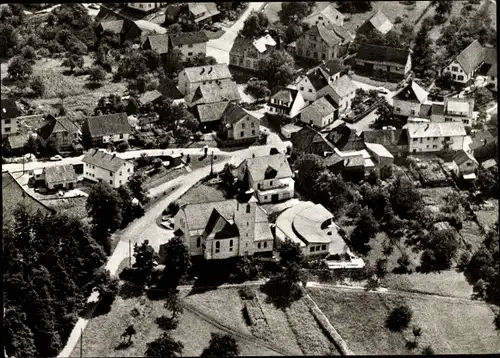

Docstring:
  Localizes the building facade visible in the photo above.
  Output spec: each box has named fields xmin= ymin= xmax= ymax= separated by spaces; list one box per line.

xmin=295 ymin=24 xmax=353 ymax=62
xmin=178 ymin=64 xmax=232 ymax=95
xmin=82 ymin=149 xmax=134 ymax=188
xmin=229 ymin=34 xmax=276 ymax=71
xmin=268 ymin=88 xmax=307 ymax=118
xmin=406 ymin=122 xmax=466 ymax=153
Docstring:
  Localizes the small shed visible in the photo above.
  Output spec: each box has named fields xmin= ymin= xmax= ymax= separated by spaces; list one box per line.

xmin=281 ymin=123 xmax=303 ymax=139
xmin=451 ymin=150 xmax=478 ymax=178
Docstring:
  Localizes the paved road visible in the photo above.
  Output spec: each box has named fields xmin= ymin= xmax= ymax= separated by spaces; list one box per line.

xmin=206 ymin=2 xmax=266 ymax=64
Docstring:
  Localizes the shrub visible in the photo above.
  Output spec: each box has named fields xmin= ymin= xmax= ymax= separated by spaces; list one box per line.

xmin=156 ymin=315 xmax=179 ymax=330
xmin=119 ymin=266 xmax=136 ymax=282
xmin=116 ymin=141 xmax=129 ymax=152
xmin=30 ymin=76 xmax=46 ymax=98
xmin=167 ymin=201 xmax=180 ymax=216
xmin=238 ymin=286 xmax=256 ymax=300
xmin=88 ymin=66 xmax=106 ymax=83
xmin=193 ymin=131 xmax=203 ymax=142
xmin=386 ymin=304 xmax=413 ymax=332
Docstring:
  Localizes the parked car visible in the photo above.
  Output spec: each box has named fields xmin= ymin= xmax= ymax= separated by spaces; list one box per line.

xmin=50 ymin=155 xmax=63 ymax=161
xmin=376 ymin=87 xmax=389 ymax=94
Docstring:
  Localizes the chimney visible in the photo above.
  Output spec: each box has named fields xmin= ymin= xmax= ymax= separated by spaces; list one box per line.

xmin=112 ymin=154 xmax=116 ymax=160
xmin=208 ymin=66 xmax=213 ymax=74
xmin=425 ymin=123 xmax=429 ymax=131
xmin=200 ymin=68 xmax=205 ymax=74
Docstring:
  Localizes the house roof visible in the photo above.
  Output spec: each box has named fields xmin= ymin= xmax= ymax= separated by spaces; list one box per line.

xmin=230 ymin=34 xmax=276 ymax=55
xmin=169 ymin=31 xmax=209 ymax=46
xmin=44 ymin=164 xmax=77 ymax=185
xmin=145 ymin=34 xmax=170 ymax=54
xmin=364 ymin=10 xmax=393 ymax=34
xmin=329 ymin=75 xmax=357 ymax=98
xmin=182 ymin=64 xmax=232 ymax=83
xmin=197 ymin=101 xmax=229 ymax=123
xmin=253 ymin=34 xmax=276 ymax=52
xmin=307 ymin=68 xmax=329 ymax=91
xmin=320 ymin=59 xmax=347 ymax=77
xmin=1 ymin=99 xmax=21 ymax=119
xmin=84 ymin=113 xmax=131 ymax=138
xmin=301 ymin=97 xmax=336 ymax=121
xmin=470 ymin=130 xmax=496 ymax=150
xmin=187 ymin=80 xmax=241 ymax=106
xmin=187 ymin=3 xmax=220 ymax=23
xmin=271 ymin=88 xmax=297 ymax=103
xmin=323 ymin=151 xmax=344 ymax=167
xmin=2 ymin=172 xmax=54 ymax=226
xmin=405 ymin=122 xmax=466 ymax=138
xmin=203 ymin=208 xmax=239 ymax=240
xmin=304 ymin=24 xmax=353 ymax=48
xmin=418 ymin=104 xmax=432 ymax=118
xmin=158 ymin=77 xmax=184 ymax=100
xmin=229 ymin=36 xmax=251 ymax=56
xmin=393 ymin=80 xmax=428 ymax=103
xmin=100 ymin=20 xmax=124 ymax=34
xmin=357 ymin=44 xmax=410 ymax=66
xmin=81 ymin=148 xmax=130 ymax=172
xmin=7 ymin=133 xmax=29 ymax=150
xmin=362 ymin=129 xmax=408 ymax=147
xmin=139 ymin=90 xmax=164 ymax=105
xmin=344 ymin=154 xmax=365 ymax=167
xmin=483 ymin=46 xmax=497 ymax=66
xmin=135 ymin=20 xmax=167 ymax=34
xmin=326 ymin=124 xmax=361 ymax=150
xmin=221 ymin=103 xmax=254 ymax=126
xmin=453 ymin=150 xmax=478 ymax=166
xmin=242 ymin=153 xmax=293 ymax=181
xmin=364 ymin=142 xmax=394 ymax=159
xmin=446 ymin=97 xmax=473 ymax=116
xmin=291 ymin=126 xmax=335 ymax=155
xmin=432 ymin=103 xmax=445 ymax=116
xmin=454 ymin=40 xmax=485 ymax=76
xmin=38 ymin=115 xmax=79 ymax=140
xmin=487 ymin=62 xmax=497 ymax=77
xmin=481 ymin=158 xmax=497 ymax=169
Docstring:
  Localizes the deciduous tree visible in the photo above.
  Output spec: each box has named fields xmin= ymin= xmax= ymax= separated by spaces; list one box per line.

xmin=133 ymin=240 xmax=158 ymax=287
xmin=7 ymin=56 xmax=33 ymax=80
xmin=257 ymin=49 xmax=295 ymax=88
xmin=386 ymin=304 xmax=413 ymax=332
xmin=160 ymin=236 xmax=191 ymax=289
xmin=418 ymin=229 xmax=459 ymax=273
xmin=88 ymin=66 xmax=106 ymax=84
xmin=145 ymin=332 xmax=184 ymax=357
xmin=279 ymin=2 xmax=315 ymax=25
xmin=350 ymin=208 xmax=379 ymax=255
xmin=201 ymin=333 xmax=240 ymax=357
xmin=278 ymin=239 xmax=304 ymax=267
xmin=240 ymin=11 xmax=269 ymax=38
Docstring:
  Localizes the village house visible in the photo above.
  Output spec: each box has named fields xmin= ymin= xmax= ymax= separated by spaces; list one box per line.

xmin=82 ymin=113 xmax=131 ymax=147
xmin=229 ymin=34 xmax=276 ymax=71
xmin=295 ymin=23 xmax=354 ymax=62
xmin=364 ymin=142 xmax=394 ymax=176
xmin=126 ymin=2 xmax=167 ymax=13
xmin=37 ymin=114 xmax=80 ymax=152
xmin=442 ymin=40 xmax=484 ymax=84
xmin=430 ymin=97 xmax=475 ymax=126
xmin=43 ymin=164 xmax=78 ymax=190
xmin=177 ymin=3 xmax=220 ymax=26
xmin=405 ymin=121 xmax=467 ymax=153
xmin=303 ymin=4 xmax=345 ymax=28
xmin=95 ymin=7 xmax=142 ymax=43
xmin=178 ymin=64 xmax=232 ymax=95
xmin=216 ymin=103 xmax=260 ymax=145
xmin=1 ymin=99 xmax=20 ymax=136
xmin=235 ymin=153 xmax=295 ymax=204
xmin=169 ymin=31 xmax=209 ymax=59
xmin=319 ymin=75 xmax=358 ymax=116
xmin=291 ymin=126 xmax=335 ymax=157
xmin=356 ymin=10 xmax=393 ymax=36
xmin=450 ymin=150 xmax=478 ymax=180
xmin=356 ymin=44 xmax=412 ymax=81
xmin=482 ymin=45 xmax=497 ymax=91
xmin=392 ymin=80 xmax=430 ymax=117
xmin=138 ymin=90 xmax=164 ymax=108
xmin=470 ymin=129 xmax=497 ymax=163
xmin=361 ymin=129 xmax=409 ymax=158
xmin=164 ymin=4 xmax=182 ymax=23
xmin=299 ymin=96 xmax=338 ymax=129
xmin=142 ymin=34 xmax=170 ymax=56
xmin=326 ymin=123 xmax=365 ymax=151
xmin=281 ymin=123 xmax=303 ymax=139
xmin=268 ymin=87 xmax=307 ymax=118
xmin=3 ymin=133 xmax=30 ymax=157
xmin=185 ymin=80 xmax=241 ymax=107
xmin=196 ymin=101 xmax=229 ymax=132
xmin=81 ymin=149 xmax=134 ymax=188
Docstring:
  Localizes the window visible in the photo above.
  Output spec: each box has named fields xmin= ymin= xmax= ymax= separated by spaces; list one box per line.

xmin=264 ymin=196 xmax=268 ymax=200
xmin=139 ymin=4 xmax=143 ymax=8
xmin=110 ymin=171 xmax=113 ymax=176
xmin=128 ymin=168 xmax=131 ymax=172
xmin=264 ymin=241 xmax=267 ymax=248
xmin=258 ymin=183 xmax=262 ymax=189
xmin=188 ymin=52 xmax=193 ymax=56
xmin=180 ymin=218 xmax=184 ymax=226
xmin=188 ymin=44 xmax=193 ymax=48
xmin=321 ymin=244 xmax=326 ymax=250
xmin=419 ymin=138 xmax=423 ymax=143
xmin=251 ymin=122 xmax=254 ymax=127
xmin=240 ymin=131 xmax=244 ymax=137
xmin=433 ymin=145 xmax=437 ymax=149
xmin=426 ymin=145 xmax=429 ymax=148
xmin=411 ymin=110 xmax=415 ymax=115
xmin=242 ymin=123 xmax=245 ymax=129
xmin=300 ymin=86 xmax=304 ymax=91
xmin=413 ymin=138 xmax=418 ymax=142
xmin=308 ymin=89 xmax=313 ymax=93
xmin=452 ymin=66 xmax=459 ymax=72
xmin=4 ymin=119 xmax=10 ymax=124
xmin=109 ymin=180 xmax=113 ymax=184
xmin=318 ymin=16 xmax=323 ymax=20
xmin=215 ymin=241 xmax=220 ymax=253
xmin=397 ymin=107 xmax=401 ymax=112
xmin=270 ymin=181 xmax=273 ymax=186
xmin=444 ymin=136 xmax=450 ymax=140
xmin=458 ymin=75 xmax=464 ymax=81
xmin=119 ymin=180 xmax=122 ymax=184
xmin=120 ymin=171 xmax=122 ymax=176
xmin=252 ymin=130 xmax=256 ymax=135
xmin=119 ymin=134 xmax=124 ymax=139
xmin=258 ymin=242 xmax=261 ymax=249
xmin=197 ymin=237 xmax=201 ymax=247
xmin=322 ymin=54 xmax=326 ymax=60
xmin=246 ymin=204 xmax=251 ymax=213
xmin=229 ymin=239 xmax=233 ymax=252
xmin=5 ymin=127 xmax=11 ymax=132
xmin=310 ymin=246 xmax=315 ymax=252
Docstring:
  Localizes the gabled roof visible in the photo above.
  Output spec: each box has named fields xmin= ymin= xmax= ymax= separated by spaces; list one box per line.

xmin=454 ymin=40 xmax=484 ymax=76
xmin=362 ymin=129 xmax=408 ymax=147
xmin=418 ymin=104 xmax=432 ymax=118
xmin=243 ymin=153 xmax=293 ymax=181
xmin=158 ymin=77 xmax=184 ymax=100
xmin=221 ymin=103 xmax=255 ymax=126
xmin=229 ymin=36 xmax=251 ymax=56
xmin=307 ymin=68 xmax=329 ymax=91
xmin=405 ymin=122 xmax=466 ymax=138
xmin=291 ymin=126 xmax=335 ymax=155
xmin=344 ymin=154 xmax=365 ymax=167
xmin=487 ymin=62 xmax=497 ymax=77
xmin=393 ymin=80 xmax=429 ymax=104
xmin=1 ymin=99 xmax=21 ymax=119
xmin=100 ymin=20 xmax=125 ymax=34
xmin=7 ymin=133 xmax=29 ymax=150
xmin=271 ymin=88 xmax=298 ymax=103
xmin=82 ymin=149 xmax=130 ymax=172
xmin=453 ymin=150 xmax=478 ymax=166
xmin=320 ymin=59 xmax=347 ymax=77
xmin=84 ymin=113 xmax=131 ymax=138
xmin=363 ymin=10 xmax=393 ymax=34
xmin=134 ymin=20 xmax=167 ymax=34
xmin=145 ymin=34 xmax=169 ymax=54
xmin=364 ymin=142 xmax=394 ymax=159
xmin=483 ymin=46 xmax=497 ymax=66
xmin=187 ymin=80 xmax=240 ymax=106
xmin=357 ymin=44 xmax=410 ymax=66
xmin=182 ymin=64 xmax=232 ymax=83
xmin=139 ymin=90 xmax=164 ymax=105
xmin=309 ymin=4 xmax=344 ymax=23
xmin=252 ymin=34 xmax=276 ymax=53
xmin=431 ymin=103 xmax=445 ymax=116
xmin=301 ymin=96 xmax=336 ymax=120
xmin=470 ymin=130 xmax=496 ymax=151
xmin=326 ymin=124 xmax=361 ymax=150
xmin=169 ymin=31 xmax=209 ymax=46
xmin=197 ymin=101 xmax=229 ymax=123
xmin=44 ymin=164 xmax=77 ymax=185
xmin=329 ymin=75 xmax=357 ymax=98
xmin=445 ymin=97 xmax=474 ymax=117
xmin=203 ymin=208 xmax=239 ymax=240
xmin=187 ymin=3 xmax=220 ymax=23
xmin=304 ymin=24 xmax=353 ymax=48
xmin=38 ymin=115 xmax=79 ymax=140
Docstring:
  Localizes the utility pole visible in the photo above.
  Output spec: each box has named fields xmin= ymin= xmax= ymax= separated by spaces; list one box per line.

xmin=129 ymin=239 xmax=132 ymax=267
xmin=210 ymin=151 xmax=214 ymax=176
xmin=80 ymin=328 xmax=83 ymax=358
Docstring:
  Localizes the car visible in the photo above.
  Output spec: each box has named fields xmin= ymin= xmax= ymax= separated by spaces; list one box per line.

xmin=50 ymin=155 xmax=63 ymax=161
xmin=88 ymin=4 xmax=99 ymax=10
xmin=376 ymin=87 xmax=389 ymax=94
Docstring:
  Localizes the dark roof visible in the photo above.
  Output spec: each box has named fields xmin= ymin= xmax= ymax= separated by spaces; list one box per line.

xmin=165 ymin=4 xmax=181 ymax=18
xmin=320 ymin=59 xmax=347 ymax=77
xmin=323 ymin=152 xmax=344 ymax=167
xmin=144 ymin=34 xmax=170 ymax=54
xmin=344 ymin=154 xmax=364 ymax=168
xmin=431 ymin=103 xmax=445 ymax=116
xmin=483 ymin=46 xmax=497 ymax=66
xmin=1 ymin=99 xmax=21 ymax=119
xmin=291 ymin=126 xmax=335 ymax=156
xmin=393 ymin=81 xmax=428 ymax=104
xmin=99 ymin=20 xmax=124 ymax=34
xmin=362 ymin=129 xmax=408 ymax=147
xmin=158 ymin=77 xmax=184 ymax=100
xmin=242 ymin=154 xmax=293 ymax=181
xmin=307 ymin=68 xmax=329 ymax=91
xmin=138 ymin=90 xmax=164 ymax=105
xmin=454 ymin=40 xmax=484 ymax=76
xmin=202 ymin=208 xmax=239 ymax=240
xmin=304 ymin=24 xmax=345 ymax=47
xmin=357 ymin=44 xmax=410 ymax=66
xmin=187 ymin=81 xmax=241 ymax=106
xmin=44 ymin=164 xmax=77 ymax=185
xmin=197 ymin=101 xmax=229 ymax=123
xmin=84 ymin=113 xmax=131 ymax=138
xmin=38 ymin=115 xmax=79 ymax=140
xmin=2 ymin=171 xmax=54 ymax=226
xmin=326 ymin=124 xmax=361 ymax=150
xmin=95 ymin=6 xmax=125 ymax=22
xmin=169 ymin=31 xmax=208 ymax=46
xmin=360 ymin=10 xmax=393 ymax=34
xmin=221 ymin=103 xmax=254 ymax=125
xmin=82 ymin=149 xmax=130 ymax=172
xmin=470 ymin=130 xmax=496 ymax=151
xmin=453 ymin=150 xmax=478 ymax=166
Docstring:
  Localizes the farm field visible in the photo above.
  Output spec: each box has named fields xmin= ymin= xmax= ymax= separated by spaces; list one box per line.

xmin=308 ymin=288 xmax=500 ymax=354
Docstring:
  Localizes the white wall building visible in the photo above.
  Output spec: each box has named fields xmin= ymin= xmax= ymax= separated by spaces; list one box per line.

xmin=81 ymin=149 xmax=134 ymax=188
xmin=405 ymin=122 xmax=467 ymax=153
xmin=178 ymin=64 xmax=232 ymax=95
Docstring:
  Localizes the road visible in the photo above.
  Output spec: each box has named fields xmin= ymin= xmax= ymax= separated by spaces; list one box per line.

xmin=57 ymin=142 xmax=290 ymax=358
xmin=206 ymin=2 xmax=266 ymax=64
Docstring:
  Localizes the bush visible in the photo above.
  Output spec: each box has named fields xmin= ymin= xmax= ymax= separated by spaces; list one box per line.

xmin=167 ymin=201 xmax=180 ymax=216
xmin=119 ymin=266 xmax=136 ymax=282
xmin=88 ymin=66 xmax=106 ymax=83
xmin=193 ymin=131 xmax=203 ymax=142
xmin=156 ymin=315 xmax=179 ymax=330
xmin=238 ymin=286 xmax=256 ymax=300
xmin=386 ymin=304 xmax=413 ymax=332
xmin=30 ymin=76 xmax=46 ymax=98
xmin=116 ymin=141 xmax=129 ymax=152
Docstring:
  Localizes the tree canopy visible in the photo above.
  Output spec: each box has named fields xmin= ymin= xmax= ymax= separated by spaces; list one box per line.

xmin=240 ymin=11 xmax=269 ymax=39
xmin=257 ymin=49 xmax=295 ymax=88
xmin=279 ymin=2 xmax=316 ymax=25
xmin=160 ymin=236 xmax=191 ymax=289
xmin=145 ymin=332 xmax=184 ymax=357
xmin=201 ymin=333 xmax=240 ymax=357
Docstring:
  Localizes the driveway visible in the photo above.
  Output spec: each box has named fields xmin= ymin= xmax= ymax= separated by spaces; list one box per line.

xmin=206 ymin=2 xmax=266 ymax=64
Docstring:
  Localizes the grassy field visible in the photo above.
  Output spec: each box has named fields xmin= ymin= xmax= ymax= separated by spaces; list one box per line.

xmin=475 ymin=199 xmax=498 ymax=230
xmin=460 ymin=220 xmax=485 ymax=252
xmin=70 ymin=295 xmax=280 ymax=357
xmin=143 ymin=166 xmax=189 ymax=190
xmin=43 ymin=196 xmax=88 ymax=220
xmin=177 ymin=183 xmax=226 ymax=206
xmin=309 ymin=288 xmax=500 ymax=354
xmin=187 ymin=154 xmax=228 ymax=171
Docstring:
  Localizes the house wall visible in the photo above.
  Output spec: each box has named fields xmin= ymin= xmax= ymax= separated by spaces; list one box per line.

xmin=296 ymin=34 xmax=339 ymax=62
xmin=173 ymin=41 xmax=206 ymax=59
xmin=127 ymin=3 xmax=161 ymax=12
xmin=45 ymin=178 xmax=76 ymax=190
xmin=300 ymin=111 xmax=334 ymax=128
xmin=83 ymin=160 xmax=134 ymax=188
xmin=174 ymin=210 xmax=206 ymax=256
xmin=102 ymin=133 xmax=130 ymax=144
xmin=487 ymin=74 xmax=497 ymax=91
xmin=275 ymin=226 xmax=330 ymax=257
xmin=393 ymin=99 xmax=422 ymax=117
xmin=230 ymin=46 xmax=269 ymax=71
xmin=40 ymin=131 xmax=78 ymax=150
xmin=408 ymin=135 xmax=465 ymax=153
xmin=458 ymin=159 xmax=478 ymax=175
xmin=1 ymin=117 xmax=19 ymax=136
xmin=178 ymin=70 xmax=232 ymax=95
xmin=228 ymin=115 xmax=260 ymax=140
xmin=254 ymin=239 xmax=273 ymax=253
xmin=442 ymin=60 xmax=471 ymax=83
xmin=205 ymin=236 xmax=239 ymax=260
xmin=290 ymin=92 xmax=307 ymax=118
xmin=431 ymin=112 xmax=474 ymax=126
xmin=296 ymin=76 xmax=319 ymax=104
xmin=256 ymin=187 xmax=294 ymax=203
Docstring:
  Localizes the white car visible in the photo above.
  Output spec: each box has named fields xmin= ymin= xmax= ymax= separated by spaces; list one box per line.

xmin=50 ymin=155 xmax=63 ymax=161
xmin=376 ymin=87 xmax=389 ymax=94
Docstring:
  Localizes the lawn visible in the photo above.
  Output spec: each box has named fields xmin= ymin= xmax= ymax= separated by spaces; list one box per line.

xmin=143 ymin=166 xmax=189 ymax=190
xmin=460 ymin=220 xmax=485 ymax=252
xmin=43 ymin=196 xmax=88 ymax=220
xmin=187 ymin=154 xmax=228 ymax=171
xmin=308 ymin=288 xmax=500 ymax=354
xmin=177 ymin=183 xmax=226 ymax=206
xmin=261 ymin=2 xmax=282 ymax=23
xmin=475 ymin=199 xmax=499 ymax=230
xmin=418 ymin=187 xmax=457 ymax=207
xmin=70 ymin=294 xmax=280 ymax=357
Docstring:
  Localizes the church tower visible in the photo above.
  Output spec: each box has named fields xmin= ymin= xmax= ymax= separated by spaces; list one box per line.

xmin=234 ymin=191 xmax=257 ymax=256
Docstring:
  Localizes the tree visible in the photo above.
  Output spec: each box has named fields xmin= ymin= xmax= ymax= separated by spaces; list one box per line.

xmin=126 ymin=97 xmax=139 ymax=115
xmin=476 ymin=165 xmax=498 ymax=199
xmin=201 ymin=333 xmax=240 ymax=357
xmin=128 ymin=170 xmax=149 ymax=205
xmin=386 ymin=304 xmax=413 ymax=332
xmin=419 ymin=229 xmax=459 ymax=273
xmin=145 ymin=332 xmax=184 ymax=357
xmin=257 ymin=50 xmax=295 ymax=88
xmin=167 ymin=201 xmax=180 ymax=216
xmin=7 ymin=56 xmax=33 ymax=80
xmin=421 ymin=345 xmax=435 ymax=355
xmin=21 ymin=45 xmax=36 ymax=63
xmin=91 ymin=267 xmax=120 ymax=315
xmin=184 ymin=53 xmax=217 ymax=68
xmin=219 ymin=163 xmax=236 ymax=197
xmin=474 ymin=87 xmax=494 ymax=110
xmin=494 ymin=311 xmax=500 ymax=331
xmin=62 ymin=53 xmax=84 ymax=72
xmin=278 ymin=239 xmax=304 ymax=267
xmin=294 ymin=153 xmax=326 ymax=194
xmin=240 ymin=11 xmax=269 ymax=38
xmin=88 ymin=66 xmax=106 ymax=84
xmin=30 ymin=76 xmax=45 ymax=98
xmin=432 ymin=0 xmax=452 ymax=23
xmin=245 ymin=80 xmax=270 ymax=100
xmin=133 ymin=240 xmax=158 ymax=287
xmin=279 ymin=2 xmax=315 ymax=25
xmin=160 ymin=236 xmax=191 ymax=289
xmin=263 ymin=262 xmax=303 ymax=307
xmin=285 ymin=23 xmax=304 ymax=44
xmin=0 ymin=23 xmax=19 ymax=57
xmin=164 ymin=289 xmax=183 ymax=320
xmin=412 ymin=22 xmax=435 ymax=79
xmin=167 ymin=23 xmax=182 ymax=34
xmin=350 ymin=208 xmax=379 ymax=255
xmin=389 ymin=175 xmax=424 ymax=220
xmin=45 ymin=137 xmax=60 ymax=156
xmin=375 ymin=258 xmax=388 ymax=284
xmin=371 ymin=99 xmax=397 ymax=129
xmin=163 ymin=49 xmax=184 ymax=78
xmin=312 ymin=170 xmax=353 ymax=213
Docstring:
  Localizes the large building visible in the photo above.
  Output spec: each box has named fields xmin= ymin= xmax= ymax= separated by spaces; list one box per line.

xmin=405 ymin=121 xmax=467 ymax=153
xmin=1 ymin=99 xmax=21 ymax=136
xmin=169 ymin=31 xmax=209 ymax=59
xmin=127 ymin=2 xmax=167 ymax=13
xmin=356 ymin=44 xmax=412 ymax=81
xmin=295 ymin=23 xmax=353 ymax=62
xmin=81 ymin=149 xmax=134 ymax=188
xmin=298 ymin=96 xmax=338 ymax=129
xmin=82 ymin=113 xmax=132 ymax=147
xmin=38 ymin=115 xmax=80 ymax=152
xmin=302 ymin=4 xmax=345 ymax=28
xmin=229 ymin=34 xmax=276 ymax=71
xmin=216 ymin=103 xmax=260 ymax=144
xmin=170 ymin=196 xmax=274 ymax=260
xmin=392 ymin=80 xmax=429 ymax=117
xmin=178 ymin=64 xmax=232 ymax=95
xmin=268 ymin=88 xmax=307 ymax=118
xmin=442 ymin=40 xmax=484 ymax=84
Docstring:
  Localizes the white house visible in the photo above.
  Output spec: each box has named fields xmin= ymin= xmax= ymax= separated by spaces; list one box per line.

xmin=268 ymin=88 xmax=307 ymax=118
xmin=405 ymin=121 xmax=467 ymax=153
xmin=295 ymin=67 xmax=330 ymax=104
xmin=127 ymin=3 xmax=167 ymax=13
xmin=302 ymin=4 xmax=345 ymax=28
xmin=1 ymin=99 xmax=20 ymax=136
xmin=217 ymin=103 xmax=260 ymax=143
xmin=442 ymin=40 xmax=484 ymax=84
xmin=450 ymin=150 xmax=478 ymax=179
xmin=299 ymin=96 xmax=338 ymax=129
xmin=431 ymin=97 xmax=475 ymax=126
xmin=169 ymin=31 xmax=209 ymax=59
xmin=319 ymin=75 xmax=357 ymax=115
xmin=82 ymin=113 xmax=131 ymax=147
xmin=229 ymin=34 xmax=276 ymax=71
xmin=178 ymin=64 xmax=232 ymax=95
xmin=170 ymin=196 xmax=274 ymax=260
xmin=392 ymin=80 xmax=429 ymax=117
xmin=81 ymin=149 xmax=134 ymax=188
xmin=235 ymin=153 xmax=295 ymax=204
